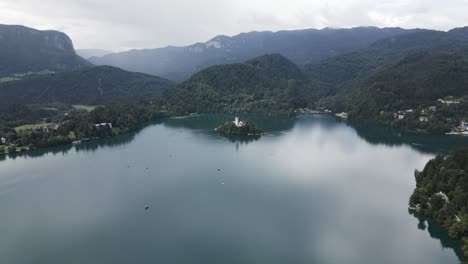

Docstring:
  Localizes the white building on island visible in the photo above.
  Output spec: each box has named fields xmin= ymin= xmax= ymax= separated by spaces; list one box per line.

xmin=233 ymin=117 xmax=246 ymax=127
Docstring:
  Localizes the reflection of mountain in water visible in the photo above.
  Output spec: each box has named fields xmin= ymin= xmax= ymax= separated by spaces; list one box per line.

xmin=1 ymin=145 xmax=73 ymax=161
xmin=220 ymin=134 xmax=261 ymax=151
xmin=163 ymin=114 xmax=296 ymax=133
xmin=349 ymin=121 xmax=468 ymax=154
xmin=409 ymin=210 xmax=463 ymax=262
xmin=164 ymin=114 xmax=295 ymax=147
xmin=2 ymin=131 xmax=139 ymax=161
xmin=3 ymin=114 xmax=468 ymax=162
xmin=74 ymin=133 xmax=137 ymax=153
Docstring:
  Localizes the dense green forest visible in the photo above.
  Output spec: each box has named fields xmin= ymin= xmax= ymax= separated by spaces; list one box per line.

xmin=0 ymin=103 xmax=168 ymax=154
xmin=158 ymin=54 xmax=315 ymax=116
xmin=0 ymin=103 xmax=57 ymax=129
xmin=0 ymin=66 xmax=174 ymax=105
xmin=409 ymin=147 xmax=468 ymax=262
xmin=306 ymin=29 xmax=468 ymax=133
xmin=319 ymin=52 xmax=468 ymax=133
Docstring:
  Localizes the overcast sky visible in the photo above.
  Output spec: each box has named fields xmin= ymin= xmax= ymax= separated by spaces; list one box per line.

xmin=0 ymin=0 xmax=467 ymax=51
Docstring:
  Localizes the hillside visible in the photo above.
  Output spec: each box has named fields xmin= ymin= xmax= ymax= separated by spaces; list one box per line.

xmin=0 ymin=66 xmax=174 ymax=105
xmin=409 ymin=146 xmax=468 ymax=261
xmin=0 ymin=24 xmax=90 ymax=75
xmin=157 ymin=54 xmax=314 ymax=116
xmin=89 ymin=27 xmax=414 ymax=81
xmin=303 ymin=29 xmax=468 ymax=133
xmin=338 ymin=52 xmax=468 ymax=132
xmin=305 ymin=29 xmax=468 ymax=97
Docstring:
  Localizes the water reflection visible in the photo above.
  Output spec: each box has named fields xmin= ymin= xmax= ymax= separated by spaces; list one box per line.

xmin=74 ymin=133 xmax=137 ymax=153
xmin=2 ymin=114 xmax=468 ymax=163
xmin=349 ymin=120 xmax=468 ymax=154
xmin=409 ymin=210 xmax=464 ymax=260
xmin=1 ymin=114 xmax=467 ymax=263
xmin=163 ymin=114 xmax=295 ymax=133
xmin=220 ymin=134 xmax=261 ymax=151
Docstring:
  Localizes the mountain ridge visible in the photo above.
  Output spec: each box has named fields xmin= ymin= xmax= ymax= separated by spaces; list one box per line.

xmin=89 ymin=26 xmax=418 ymax=81
xmin=0 ymin=24 xmax=91 ymax=75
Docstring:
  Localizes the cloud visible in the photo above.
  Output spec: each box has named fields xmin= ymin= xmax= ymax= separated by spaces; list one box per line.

xmin=0 ymin=0 xmax=467 ymax=51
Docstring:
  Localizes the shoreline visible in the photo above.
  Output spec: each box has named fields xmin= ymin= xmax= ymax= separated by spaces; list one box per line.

xmin=2 ymin=112 xmax=467 ymax=157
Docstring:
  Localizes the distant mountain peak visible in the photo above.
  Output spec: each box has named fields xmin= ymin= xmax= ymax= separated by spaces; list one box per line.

xmin=89 ymin=27 xmax=416 ymax=82
xmin=0 ymin=24 xmax=91 ymax=75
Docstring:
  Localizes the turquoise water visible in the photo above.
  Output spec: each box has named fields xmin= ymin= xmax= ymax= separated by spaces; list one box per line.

xmin=1 ymin=114 xmax=467 ymax=264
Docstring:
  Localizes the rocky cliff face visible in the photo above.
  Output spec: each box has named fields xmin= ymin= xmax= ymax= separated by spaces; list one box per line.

xmin=0 ymin=24 xmax=91 ymax=75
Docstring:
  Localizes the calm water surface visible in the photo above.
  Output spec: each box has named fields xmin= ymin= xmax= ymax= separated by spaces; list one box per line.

xmin=1 ymin=114 xmax=468 ymax=264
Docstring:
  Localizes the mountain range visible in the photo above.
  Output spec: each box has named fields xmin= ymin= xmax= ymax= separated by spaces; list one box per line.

xmin=89 ymin=27 xmax=418 ymax=82
xmin=1 ymin=23 xmax=468 ymax=133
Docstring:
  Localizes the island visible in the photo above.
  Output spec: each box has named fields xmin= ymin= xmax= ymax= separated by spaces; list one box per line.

xmin=216 ymin=117 xmax=263 ymax=136
xmin=409 ymin=146 xmax=468 ymax=261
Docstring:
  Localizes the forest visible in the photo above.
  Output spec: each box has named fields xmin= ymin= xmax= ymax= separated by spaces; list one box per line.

xmin=0 ymin=103 xmax=168 ymax=154
xmin=410 ymin=146 xmax=468 ymax=261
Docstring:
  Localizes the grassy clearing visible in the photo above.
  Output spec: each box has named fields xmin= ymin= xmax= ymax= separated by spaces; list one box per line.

xmin=16 ymin=146 xmax=30 ymax=152
xmin=41 ymin=107 xmax=59 ymax=111
xmin=72 ymin=105 xmax=100 ymax=112
xmin=15 ymin=123 xmax=48 ymax=132
xmin=0 ymin=77 xmax=20 ymax=83
xmin=68 ymin=131 xmax=76 ymax=140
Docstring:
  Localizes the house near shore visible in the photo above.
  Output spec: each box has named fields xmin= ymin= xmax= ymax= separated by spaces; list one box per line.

xmin=394 ymin=113 xmax=405 ymax=120
xmin=438 ymin=98 xmax=461 ymax=105
xmin=459 ymin=121 xmax=468 ymax=131
xmin=1 ymin=137 xmax=6 ymax=144
xmin=436 ymin=191 xmax=449 ymax=203
xmin=94 ymin=123 xmax=113 ymax=129
xmin=47 ymin=123 xmax=60 ymax=130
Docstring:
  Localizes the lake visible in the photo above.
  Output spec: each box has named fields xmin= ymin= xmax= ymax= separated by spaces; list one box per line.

xmin=1 ymin=114 xmax=468 ymax=264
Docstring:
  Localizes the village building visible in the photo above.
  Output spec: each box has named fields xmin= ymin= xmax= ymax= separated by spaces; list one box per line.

xmin=47 ymin=123 xmax=60 ymax=130
xmin=419 ymin=116 xmax=429 ymax=122
xmin=459 ymin=121 xmax=468 ymax=132
xmin=95 ymin=123 xmax=113 ymax=129
xmin=394 ymin=113 xmax=405 ymax=120
xmin=1 ymin=137 xmax=6 ymax=144
xmin=436 ymin=191 xmax=449 ymax=203
xmin=438 ymin=98 xmax=461 ymax=105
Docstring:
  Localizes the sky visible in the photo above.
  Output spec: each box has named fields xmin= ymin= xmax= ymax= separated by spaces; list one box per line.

xmin=0 ymin=0 xmax=467 ymax=51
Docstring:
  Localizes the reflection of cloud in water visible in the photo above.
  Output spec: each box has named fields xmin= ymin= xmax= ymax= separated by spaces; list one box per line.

xmin=3 ymin=114 xmax=468 ymax=164
xmin=0 ymin=113 xmax=465 ymax=264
